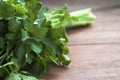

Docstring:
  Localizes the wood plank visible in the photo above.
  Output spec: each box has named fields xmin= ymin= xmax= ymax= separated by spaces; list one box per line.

xmin=68 ymin=12 xmax=120 ymax=45
xmin=45 ymin=45 xmax=120 ymax=80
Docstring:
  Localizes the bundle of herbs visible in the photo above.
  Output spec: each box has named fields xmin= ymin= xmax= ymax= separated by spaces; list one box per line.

xmin=0 ymin=0 xmax=95 ymax=80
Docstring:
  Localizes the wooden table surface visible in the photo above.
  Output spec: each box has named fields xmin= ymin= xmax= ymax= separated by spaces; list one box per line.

xmin=42 ymin=0 xmax=120 ymax=80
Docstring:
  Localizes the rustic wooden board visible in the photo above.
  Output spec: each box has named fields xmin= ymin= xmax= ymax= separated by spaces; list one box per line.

xmin=68 ymin=13 xmax=120 ymax=45
xmin=43 ymin=0 xmax=120 ymax=80
xmin=45 ymin=45 xmax=120 ymax=80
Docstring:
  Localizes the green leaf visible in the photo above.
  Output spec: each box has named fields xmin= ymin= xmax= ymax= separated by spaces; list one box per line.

xmin=25 ymin=53 xmax=34 ymax=64
xmin=21 ymin=29 xmax=29 ymax=41
xmin=37 ymin=7 xmax=48 ymax=19
xmin=41 ymin=36 xmax=60 ymax=55
xmin=24 ymin=44 xmax=34 ymax=64
xmin=49 ymin=56 xmax=59 ymax=65
xmin=62 ymin=46 xmax=69 ymax=55
xmin=32 ymin=57 xmax=47 ymax=75
xmin=0 ymin=68 xmax=8 ymax=79
xmin=9 ymin=58 xmax=20 ymax=72
xmin=50 ymin=26 xmax=68 ymax=44
xmin=0 ymin=37 xmax=5 ymax=49
xmin=5 ymin=72 xmax=38 ymax=80
xmin=25 ymin=0 xmax=42 ymax=18
xmin=5 ymin=73 xmax=21 ymax=80
xmin=20 ymin=74 xmax=38 ymax=80
xmin=34 ymin=19 xmax=45 ymax=28
xmin=8 ymin=18 xmax=21 ymax=32
xmin=15 ymin=43 xmax=26 ymax=67
xmin=18 ymin=0 xmax=25 ymax=6
xmin=26 ymin=25 xmax=48 ymax=39
xmin=0 ymin=3 xmax=13 ymax=19
xmin=16 ymin=14 xmax=27 ymax=20
xmin=5 ymin=33 xmax=15 ymax=41
xmin=14 ymin=4 xmax=28 ymax=14
xmin=28 ymin=40 xmax=42 ymax=54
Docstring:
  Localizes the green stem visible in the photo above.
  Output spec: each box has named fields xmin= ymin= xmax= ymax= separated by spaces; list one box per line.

xmin=67 ymin=8 xmax=96 ymax=28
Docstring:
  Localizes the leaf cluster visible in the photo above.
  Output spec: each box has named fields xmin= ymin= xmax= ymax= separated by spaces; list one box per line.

xmin=0 ymin=0 xmax=70 ymax=79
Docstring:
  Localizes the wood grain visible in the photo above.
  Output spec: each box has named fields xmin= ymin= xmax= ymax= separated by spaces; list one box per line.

xmin=45 ymin=45 xmax=120 ymax=80
xmin=68 ymin=13 xmax=120 ymax=45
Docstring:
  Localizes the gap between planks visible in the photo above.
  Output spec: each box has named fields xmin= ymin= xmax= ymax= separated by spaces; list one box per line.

xmin=68 ymin=42 xmax=120 ymax=46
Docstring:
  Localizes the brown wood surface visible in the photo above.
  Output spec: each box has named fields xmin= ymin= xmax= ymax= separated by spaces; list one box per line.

xmin=42 ymin=0 xmax=120 ymax=80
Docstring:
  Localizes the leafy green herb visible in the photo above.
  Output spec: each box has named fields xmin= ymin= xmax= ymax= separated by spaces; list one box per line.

xmin=0 ymin=0 xmax=95 ymax=80
xmin=44 ymin=4 xmax=96 ymax=28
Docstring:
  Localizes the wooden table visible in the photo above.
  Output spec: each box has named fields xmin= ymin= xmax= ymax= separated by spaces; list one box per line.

xmin=42 ymin=0 xmax=120 ymax=80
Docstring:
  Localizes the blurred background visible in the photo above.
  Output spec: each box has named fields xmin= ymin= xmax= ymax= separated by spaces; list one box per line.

xmin=41 ymin=0 xmax=120 ymax=12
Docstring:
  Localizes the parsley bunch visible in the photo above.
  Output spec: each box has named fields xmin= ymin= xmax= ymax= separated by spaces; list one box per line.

xmin=0 ymin=0 xmax=70 ymax=79
xmin=0 ymin=0 xmax=95 ymax=79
